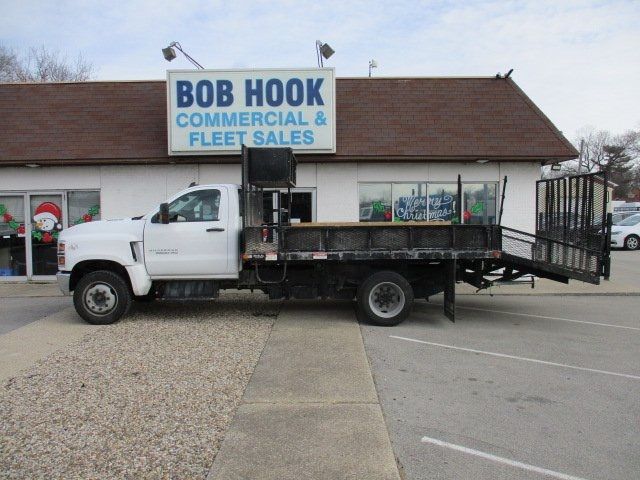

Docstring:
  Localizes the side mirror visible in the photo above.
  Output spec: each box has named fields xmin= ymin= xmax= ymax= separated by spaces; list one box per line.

xmin=159 ymin=202 xmax=170 ymax=224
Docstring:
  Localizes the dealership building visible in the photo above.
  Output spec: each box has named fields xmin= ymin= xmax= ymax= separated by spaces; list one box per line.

xmin=0 ymin=70 xmax=578 ymax=280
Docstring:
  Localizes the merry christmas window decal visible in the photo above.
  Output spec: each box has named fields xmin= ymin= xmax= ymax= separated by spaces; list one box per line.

xmin=358 ymin=182 xmax=497 ymax=224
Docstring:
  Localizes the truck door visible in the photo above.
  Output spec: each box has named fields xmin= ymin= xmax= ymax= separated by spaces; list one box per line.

xmin=143 ymin=188 xmax=229 ymax=277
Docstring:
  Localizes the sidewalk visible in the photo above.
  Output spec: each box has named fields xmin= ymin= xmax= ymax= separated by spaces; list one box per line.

xmin=0 ymin=306 xmax=92 ymax=384
xmin=207 ymin=301 xmax=401 ymax=480
xmin=0 ymin=282 xmax=62 ymax=298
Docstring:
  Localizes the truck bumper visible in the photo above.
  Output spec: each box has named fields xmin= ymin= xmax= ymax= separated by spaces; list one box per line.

xmin=56 ymin=272 xmax=72 ymax=296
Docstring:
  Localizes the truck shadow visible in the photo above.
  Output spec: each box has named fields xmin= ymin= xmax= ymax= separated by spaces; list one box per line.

xmin=127 ymin=296 xmax=358 ymax=325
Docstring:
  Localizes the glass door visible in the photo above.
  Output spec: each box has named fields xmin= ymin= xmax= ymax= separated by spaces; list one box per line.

xmin=0 ymin=195 xmax=28 ymax=278
xmin=279 ymin=191 xmax=314 ymax=223
xmin=29 ymin=194 xmax=64 ymax=277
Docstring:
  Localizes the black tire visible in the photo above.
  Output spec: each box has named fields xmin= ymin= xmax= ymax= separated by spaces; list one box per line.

xmin=73 ymin=270 xmax=132 ymax=325
xmin=357 ymin=271 xmax=414 ymax=326
xmin=624 ymin=235 xmax=640 ymax=251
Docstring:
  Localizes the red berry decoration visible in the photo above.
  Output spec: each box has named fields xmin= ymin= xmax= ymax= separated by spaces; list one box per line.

xmin=2 ymin=213 xmax=12 ymax=222
xmin=83 ymin=214 xmax=93 ymax=222
xmin=17 ymin=225 xmax=25 ymax=235
xmin=42 ymin=232 xmax=53 ymax=243
xmin=463 ymin=210 xmax=472 ymax=222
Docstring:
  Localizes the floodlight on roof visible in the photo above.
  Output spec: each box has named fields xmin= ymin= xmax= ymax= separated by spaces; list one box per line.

xmin=162 ymin=41 xmax=204 ymax=69
xmin=162 ymin=46 xmax=177 ymax=62
xmin=315 ymin=40 xmax=335 ymax=68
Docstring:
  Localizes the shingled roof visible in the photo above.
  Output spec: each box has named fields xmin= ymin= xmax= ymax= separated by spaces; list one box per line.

xmin=0 ymin=77 xmax=577 ymax=166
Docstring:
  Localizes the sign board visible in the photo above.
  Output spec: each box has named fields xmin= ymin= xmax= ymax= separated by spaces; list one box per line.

xmin=395 ymin=194 xmax=456 ymax=221
xmin=167 ymin=68 xmax=335 ymax=155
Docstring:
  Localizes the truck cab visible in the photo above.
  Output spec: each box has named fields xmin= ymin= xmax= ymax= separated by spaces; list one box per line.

xmin=143 ymin=184 xmax=241 ymax=278
xmin=57 ymin=184 xmax=241 ymax=324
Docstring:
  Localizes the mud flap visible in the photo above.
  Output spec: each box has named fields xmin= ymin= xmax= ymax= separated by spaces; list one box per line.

xmin=443 ymin=259 xmax=456 ymax=322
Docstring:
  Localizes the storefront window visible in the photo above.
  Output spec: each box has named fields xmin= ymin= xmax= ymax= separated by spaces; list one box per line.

xmin=30 ymin=194 xmax=64 ymax=276
xmin=0 ymin=190 xmax=102 ymax=278
xmin=392 ymin=183 xmax=428 ymax=221
xmin=359 ymin=182 xmax=497 ymax=224
xmin=463 ymin=183 xmax=497 ymax=224
xmin=0 ymin=196 xmax=27 ymax=277
xmin=428 ymin=184 xmax=458 ymax=222
xmin=359 ymin=184 xmax=392 ymax=222
xmin=68 ymin=191 xmax=101 ymax=225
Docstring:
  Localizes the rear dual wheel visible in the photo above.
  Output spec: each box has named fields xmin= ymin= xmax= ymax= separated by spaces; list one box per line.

xmin=357 ymin=271 xmax=414 ymax=326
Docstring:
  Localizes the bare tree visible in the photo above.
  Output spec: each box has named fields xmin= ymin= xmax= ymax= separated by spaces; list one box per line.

xmin=542 ymin=128 xmax=640 ymax=198
xmin=574 ymin=127 xmax=639 ymax=174
xmin=0 ymin=45 xmax=20 ymax=82
xmin=0 ymin=44 xmax=93 ymax=83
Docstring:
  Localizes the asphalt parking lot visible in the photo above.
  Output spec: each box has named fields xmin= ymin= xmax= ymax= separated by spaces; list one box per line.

xmin=1 ymin=252 xmax=638 ymax=479
xmin=362 ymin=294 xmax=640 ymax=480
xmin=0 ymin=296 xmax=69 ymax=335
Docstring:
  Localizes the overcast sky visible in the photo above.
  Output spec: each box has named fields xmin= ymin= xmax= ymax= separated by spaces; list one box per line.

xmin=1 ymin=0 xmax=638 ymax=140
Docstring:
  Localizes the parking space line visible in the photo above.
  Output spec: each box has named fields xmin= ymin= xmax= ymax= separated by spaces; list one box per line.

xmin=420 ymin=435 xmax=589 ymax=480
xmin=390 ymin=335 xmax=640 ymax=380
xmin=423 ymin=303 xmax=640 ymax=331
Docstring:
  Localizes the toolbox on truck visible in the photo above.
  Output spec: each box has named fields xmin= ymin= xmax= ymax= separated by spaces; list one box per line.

xmin=246 ymin=146 xmax=297 ymax=188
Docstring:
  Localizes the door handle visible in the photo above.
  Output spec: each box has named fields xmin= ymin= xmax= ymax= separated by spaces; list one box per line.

xmin=206 ymin=227 xmax=225 ymax=232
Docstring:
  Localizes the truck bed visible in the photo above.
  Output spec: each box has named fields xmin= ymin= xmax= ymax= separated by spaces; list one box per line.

xmin=243 ymin=223 xmax=605 ymax=285
xmin=244 ymin=223 xmax=497 ymax=258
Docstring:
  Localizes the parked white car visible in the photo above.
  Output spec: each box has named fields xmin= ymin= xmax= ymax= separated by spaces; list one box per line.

xmin=611 ymin=213 xmax=640 ymax=250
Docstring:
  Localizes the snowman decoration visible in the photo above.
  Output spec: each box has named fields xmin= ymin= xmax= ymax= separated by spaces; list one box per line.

xmin=33 ymin=202 xmax=62 ymax=243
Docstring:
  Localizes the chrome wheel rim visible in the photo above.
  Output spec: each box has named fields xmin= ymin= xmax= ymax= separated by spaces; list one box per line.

xmin=84 ymin=282 xmax=118 ymax=315
xmin=368 ymin=282 xmax=405 ymax=318
xmin=628 ymin=237 xmax=639 ymax=249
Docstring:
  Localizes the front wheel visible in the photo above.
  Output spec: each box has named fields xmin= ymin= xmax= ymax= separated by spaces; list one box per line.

xmin=73 ymin=270 xmax=132 ymax=325
xmin=625 ymin=235 xmax=639 ymax=251
xmin=357 ymin=271 xmax=414 ymax=326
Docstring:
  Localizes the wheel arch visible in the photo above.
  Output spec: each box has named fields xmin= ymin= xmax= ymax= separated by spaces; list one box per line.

xmin=70 ymin=260 xmax=132 ymax=292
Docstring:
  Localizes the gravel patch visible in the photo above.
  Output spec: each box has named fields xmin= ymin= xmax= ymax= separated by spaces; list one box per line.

xmin=0 ymin=293 xmax=277 ymax=479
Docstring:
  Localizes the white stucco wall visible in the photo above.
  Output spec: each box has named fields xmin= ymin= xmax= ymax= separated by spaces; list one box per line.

xmin=0 ymin=161 xmax=541 ymax=232
xmin=498 ymin=162 xmax=541 ymax=232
